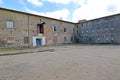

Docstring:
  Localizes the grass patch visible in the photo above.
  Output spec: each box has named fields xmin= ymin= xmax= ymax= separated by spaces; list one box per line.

xmin=0 ymin=48 xmax=15 ymax=52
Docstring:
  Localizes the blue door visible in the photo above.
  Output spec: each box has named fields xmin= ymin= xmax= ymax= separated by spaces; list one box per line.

xmin=36 ymin=39 xmax=41 ymax=46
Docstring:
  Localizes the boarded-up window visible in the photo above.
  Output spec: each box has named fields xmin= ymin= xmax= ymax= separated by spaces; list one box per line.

xmin=6 ymin=21 xmax=14 ymax=29
xmin=6 ymin=36 xmax=14 ymax=43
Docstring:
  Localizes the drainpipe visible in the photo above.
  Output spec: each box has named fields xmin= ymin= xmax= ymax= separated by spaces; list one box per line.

xmin=28 ymin=15 xmax=30 ymax=47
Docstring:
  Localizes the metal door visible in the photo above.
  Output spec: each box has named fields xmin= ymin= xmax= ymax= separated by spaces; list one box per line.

xmin=36 ymin=39 xmax=41 ymax=46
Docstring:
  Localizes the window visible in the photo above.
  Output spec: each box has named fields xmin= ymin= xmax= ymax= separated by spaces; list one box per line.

xmin=110 ymin=26 xmax=114 ymax=31
xmin=85 ymin=34 xmax=88 ymax=37
xmin=86 ymin=23 xmax=88 ymax=27
xmin=6 ymin=21 xmax=14 ymax=29
xmin=72 ymin=28 xmax=75 ymax=33
xmin=64 ymin=37 xmax=67 ymax=42
xmin=105 ymin=18 xmax=108 ymax=23
xmin=81 ymin=31 xmax=84 ymax=34
xmin=91 ymin=28 xmax=94 ymax=32
xmin=105 ymin=27 xmax=108 ymax=31
xmin=37 ymin=24 xmax=44 ymax=34
xmin=91 ymin=21 xmax=95 ymax=26
xmin=110 ymin=17 xmax=114 ymax=22
xmin=111 ymin=35 xmax=115 ymax=41
xmin=96 ymin=20 xmax=100 ymax=24
xmin=86 ymin=30 xmax=89 ymax=33
xmin=97 ymin=28 xmax=100 ymax=32
xmin=81 ymin=24 xmax=83 ymax=27
xmin=24 ymin=37 xmax=29 ymax=44
xmin=53 ymin=26 xmax=57 ymax=31
xmin=105 ymin=35 xmax=109 ymax=41
xmin=64 ymin=28 xmax=67 ymax=32
xmin=97 ymin=37 xmax=100 ymax=41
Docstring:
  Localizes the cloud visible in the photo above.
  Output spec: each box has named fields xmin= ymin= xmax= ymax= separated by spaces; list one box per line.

xmin=107 ymin=5 xmax=117 ymax=13
xmin=43 ymin=0 xmax=86 ymax=5
xmin=27 ymin=8 xmax=70 ymax=21
xmin=72 ymin=0 xmax=120 ymax=22
xmin=0 ymin=0 xmax=3 ymax=4
xmin=27 ymin=0 xmax=43 ymax=7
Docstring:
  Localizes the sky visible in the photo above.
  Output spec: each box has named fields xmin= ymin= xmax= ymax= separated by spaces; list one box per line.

xmin=0 ymin=0 xmax=120 ymax=22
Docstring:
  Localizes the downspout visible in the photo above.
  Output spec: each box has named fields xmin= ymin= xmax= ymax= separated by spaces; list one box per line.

xmin=28 ymin=15 xmax=30 ymax=47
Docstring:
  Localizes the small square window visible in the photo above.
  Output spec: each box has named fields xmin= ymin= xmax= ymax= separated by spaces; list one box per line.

xmin=6 ymin=21 xmax=14 ymax=29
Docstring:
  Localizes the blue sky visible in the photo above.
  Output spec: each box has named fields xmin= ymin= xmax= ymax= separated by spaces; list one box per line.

xmin=0 ymin=0 xmax=120 ymax=22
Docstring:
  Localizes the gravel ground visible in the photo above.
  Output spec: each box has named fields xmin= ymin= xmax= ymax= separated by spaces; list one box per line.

xmin=0 ymin=45 xmax=120 ymax=80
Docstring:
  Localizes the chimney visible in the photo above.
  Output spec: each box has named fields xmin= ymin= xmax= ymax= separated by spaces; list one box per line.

xmin=78 ymin=19 xmax=87 ymax=23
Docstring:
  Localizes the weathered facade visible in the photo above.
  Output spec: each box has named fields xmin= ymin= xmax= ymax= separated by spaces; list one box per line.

xmin=78 ymin=14 xmax=120 ymax=44
xmin=0 ymin=8 xmax=75 ymax=47
xmin=1 ymin=8 xmax=120 ymax=47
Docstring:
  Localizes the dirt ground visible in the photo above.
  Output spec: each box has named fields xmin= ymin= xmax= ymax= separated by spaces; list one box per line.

xmin=0 ymin=45 xmax=120 ymax=80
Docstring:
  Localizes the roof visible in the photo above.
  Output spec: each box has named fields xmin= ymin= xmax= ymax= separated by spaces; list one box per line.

xmin=78 ymin=13 xmax=120 ymax=24
xmin=0 ymin=7 xmax=75 ymax=24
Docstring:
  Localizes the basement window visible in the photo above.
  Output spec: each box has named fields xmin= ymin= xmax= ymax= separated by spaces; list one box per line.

xmin=6 ymin=21 xmax=14 ymax=29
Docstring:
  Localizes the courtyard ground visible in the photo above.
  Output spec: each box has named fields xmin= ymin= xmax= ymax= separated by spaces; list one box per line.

xmin=0 ymin=45 xmax=120 ymax=80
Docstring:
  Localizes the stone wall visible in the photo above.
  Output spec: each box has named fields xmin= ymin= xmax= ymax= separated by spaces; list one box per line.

xmin=0 ymin=8 xmax=75 ymax=47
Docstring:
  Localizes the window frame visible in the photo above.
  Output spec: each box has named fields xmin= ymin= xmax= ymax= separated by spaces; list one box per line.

xmin=24 ymin=37 xmax=29 ymax=44
xmin=6 ymin=21 xmax=14 ymax=29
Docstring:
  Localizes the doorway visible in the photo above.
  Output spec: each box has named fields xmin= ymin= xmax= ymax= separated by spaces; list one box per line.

xmin=37 ymin=24 xmax=44 ymax=34
xmin=36 ymin=39 xmax=41 ymax=46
